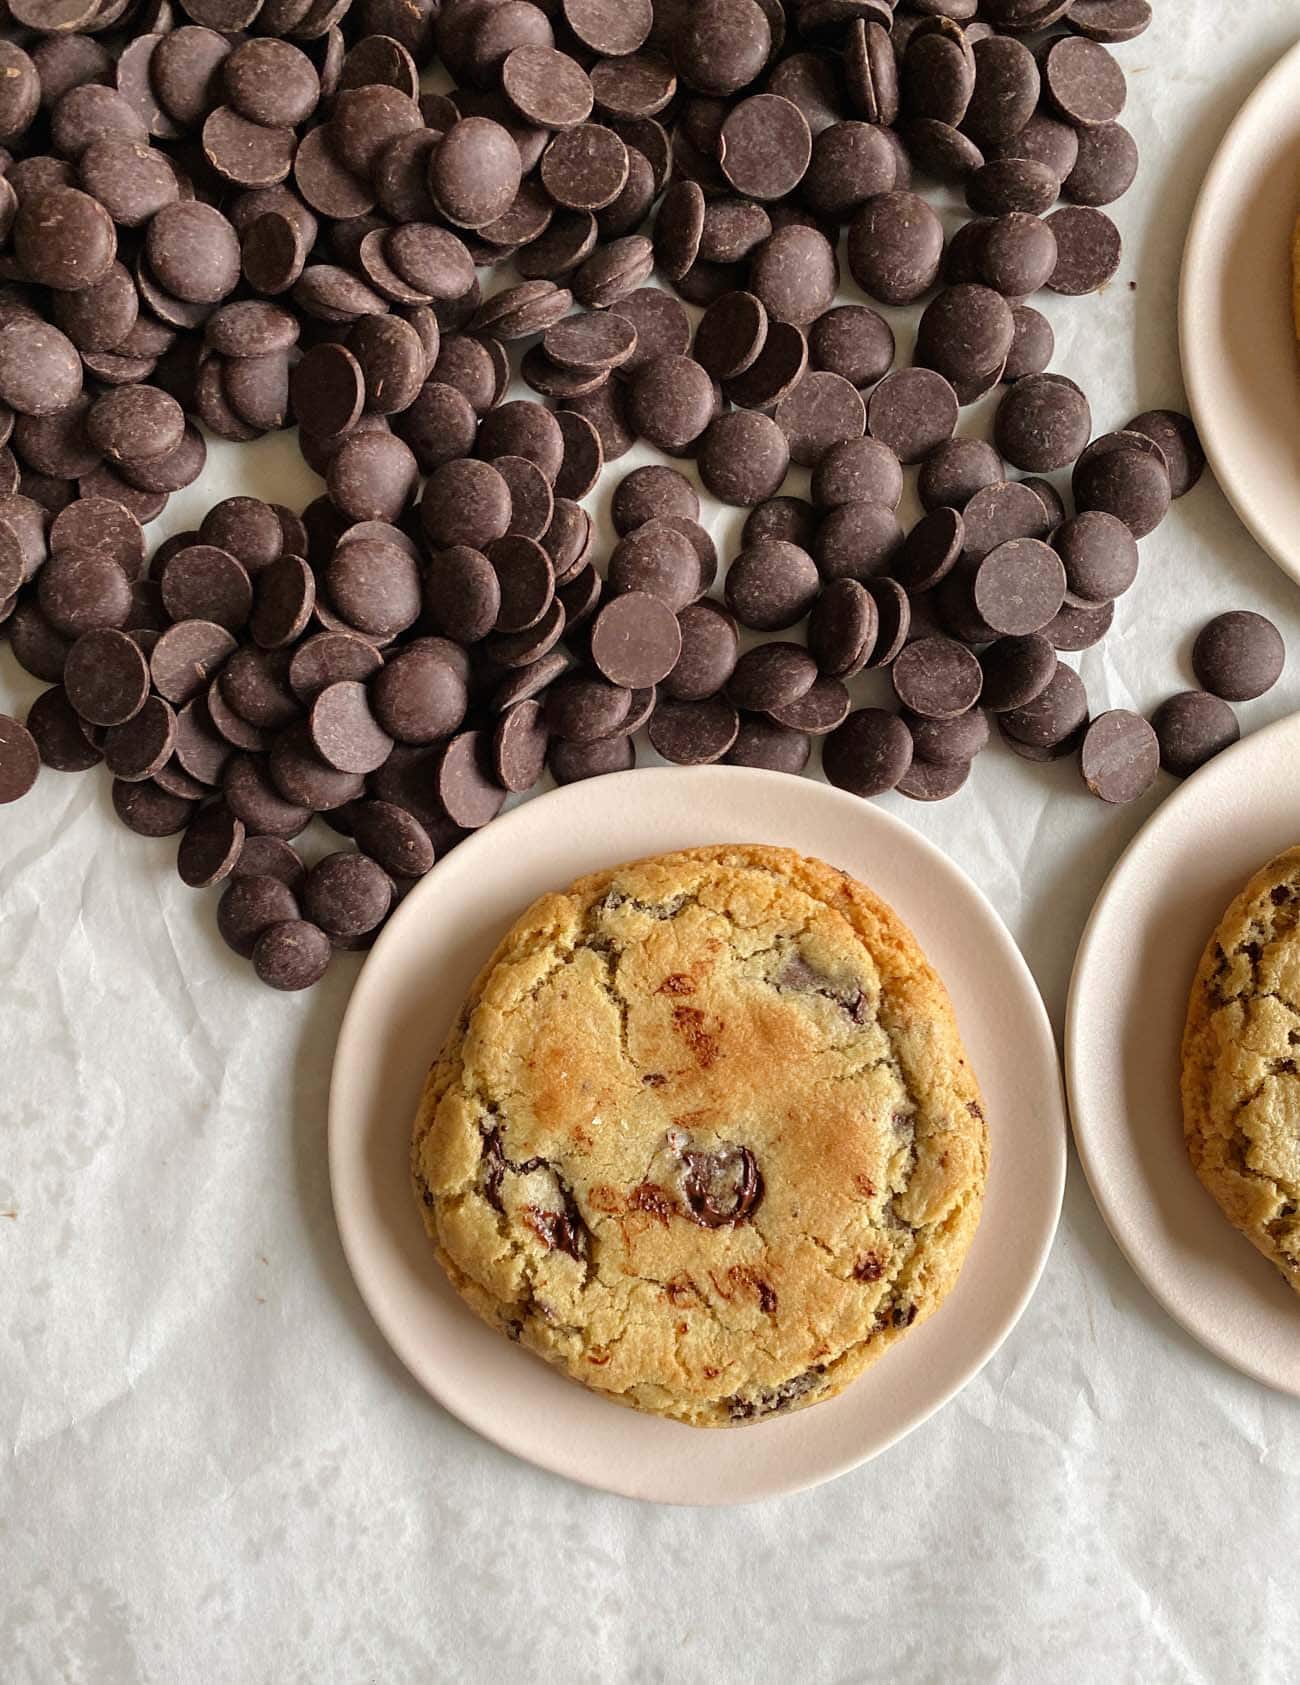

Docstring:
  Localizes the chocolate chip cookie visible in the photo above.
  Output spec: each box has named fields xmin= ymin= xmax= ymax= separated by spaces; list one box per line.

xmin=1182 ymin=848 xmax=1300 ymax=1294
xmin=411 ymin=844 xmax=988 ymax=1427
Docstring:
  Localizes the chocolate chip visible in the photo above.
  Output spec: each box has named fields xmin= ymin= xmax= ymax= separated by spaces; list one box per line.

xmin=774 ymin=372 xmax=866 ymax=469
xmin=751 ymin=225 xmax=838 ymax=326
xmin=915 ymin=283 xmax=1014 ymax=395
xmin=549 ymin=732 xmax=635 ymax=784
xmin=26 ymin=685 xmax=101 ymax=773
xmin=1044 ymin=595 xmax=1114 ymax=652
xmin=1000 ymin=659 xmax=1088 ymax=748
xmin=1002 ymin=304 xmax=1055 ymax=382
xmin=723 ymin=713 xmax=808 ymax=773
xmin=540 ymin=122 xmax=628 ymax=211
xmin=436 ymin=729 xmax=507 ymax=826
xmin=867 ymin=368 xmax=958 ymax=464
xmin=611 ymin=465 xmax=699 ymax=535
xmin=767 ymin=674 xmax=850 ymax=735
xmin=893 ymin=507 xmax=965 ymax=594
xmin=813 ymin=500 xmax=903 ymax=583
xmin=1046 ymin=205 xmax=1122 ymax=295
xmin=424 ymin=459 xmax=515 ymax=560
xmin=502 ymin=45 xmax=594 ymax=130
xmin=904 ymin=705 xmax=989 ymax=767
xmin=727 ymin=640 xmax=817 ymax=711
xmin=589 ymin=590 xmax=683 ymax=688
xmin=553 ymin=409 xmax=604 ymax=501
xmin=693 ymin=291 xmax=768 ymax=381
xmin=430 ymin=115 xmax=522 ymax=230
xmin=978 ymin=633 xmax=1057 ymax=712
xmin=1124 ymin=408 xmax=1203 ymax=499
xmin=808 ymin=304 xmax=894 ymax=392
xmin=101 ymin=690 xmax=176 ymax=781
xmin=917 ymin=438 xmax=1003 ymax=514
xmin=1045 ymin=34 xmax=1126 ymax=128
xmin=1073 ymin=435 xmax=1170 ymax=538
xmin=994 ymin=373 xmax=1091 ymax=473
xmin=233 ymin=834 xmax=304 ymax=893
xmin=1192 ymin=611 xmax=1285 ymax=703
xmin=808 ymin=577 xmax=878 ymax=681
xmin=973 ymin=537 xmax=1066 ymax=636
xmin=111 ymin=776 xmax=196 ymax=837
xmin=744 ymin=497 xmax=818 ymax=550
xmin=648 ymin=694 xmax=739 ymax=764
xmin=848 ymin=191 xmax=944 ymax=305
xmin=1054 ymin=511 xmax=1138 ymax=603
xmin=1079 ymin=709 xmax=1158 ymax=804
xmin=823 ymin=707 xmax=913 ymax=798
xmin=301 ymin=849 xmax=392 ymax=940
xmin=962 ymin=478 xmax=1050 ymax=560
xmin=492 ymin=699 xmax=549 ymax=792
xmin=608 ymin=522 xmax=700 ymax=610
xmin=717 ymin=93 xmax=811 ymax=200
xmin=610 ymin=286 xmax=691 ymax=370
xmin=224 ymin=753 xmax=309 ymax=839
xmin=891 ymin=635 xmax=983 ymax=721
xmin=676 ymin=0 xmax=771 ymax=97
xmin=0 ymin=315 xmax=83 ymax=420
xmin=252 ymin=920 xmax=333 ymax=990
xmin=1150 ymin=691 xmax=1239 ymax=778
xmin=369 ymin=645 xmax=468 ymax=744
xmin=0 ymin=713 xmax=40 ymax=802
xmin=697 ymin=410 xmax=790 ymax=506
xmin=38 ymin=550 xmax=132 ymax=637
xmin=811 ymin=437 xmax=903 ymax=511
xmin=725 ymin=539 xmax=819 ymax=631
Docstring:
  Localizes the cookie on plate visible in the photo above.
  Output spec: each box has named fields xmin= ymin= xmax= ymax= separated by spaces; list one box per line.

xmin=411 ymin=844 xmax=989 ymax=1427
xmin=1182 ymin=847 xmax=1300 ymax=1293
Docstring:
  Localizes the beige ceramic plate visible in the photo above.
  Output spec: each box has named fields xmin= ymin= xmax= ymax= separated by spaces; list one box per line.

xmin=1067 ymin=713 xmax=1300 ymax=1395
xmin=328 ymin=767 xmax=1066 ymax=1505
xmin=1181 ymin=38 xmax=1300 ymax=585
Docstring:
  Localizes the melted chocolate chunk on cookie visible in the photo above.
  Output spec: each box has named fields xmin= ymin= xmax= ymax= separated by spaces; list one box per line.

xmin=776 ymin=951 xmax=868 ymax=1022
xmin=681 ymin=1142 xmax=763 ymax=1228
xmin=727 ymin=1364 xmax=826 ymax=1422
xmin=478 ymin=1122 xmax=590 ymax=1259
xmin=522 ymin=1201 xmax=587 ymax=1260
xmin=600 ymin=888 xmax=689 ymax=919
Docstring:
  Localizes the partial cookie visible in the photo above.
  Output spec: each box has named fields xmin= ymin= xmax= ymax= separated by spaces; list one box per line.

xmin=1182 ymin=847 xmax=1300 ymax=1293
xmin=411 ymin=843 xmax=988 ymax=1427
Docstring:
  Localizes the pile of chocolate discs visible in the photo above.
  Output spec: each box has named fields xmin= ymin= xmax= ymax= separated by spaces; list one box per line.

xmin=0 ymin=0 xmax=1279 ymax=988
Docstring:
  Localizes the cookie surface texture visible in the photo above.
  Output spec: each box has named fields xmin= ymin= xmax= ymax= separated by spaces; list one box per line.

xmin=1183 ymin=846 xmax=1300 ymax=1294
xmin=411 ymin=843 xmax=989 ymax=1426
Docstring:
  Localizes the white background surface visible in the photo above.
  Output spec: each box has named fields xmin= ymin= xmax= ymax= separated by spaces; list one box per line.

xmin=4 ymin=5 xmax=1300 ymax=1681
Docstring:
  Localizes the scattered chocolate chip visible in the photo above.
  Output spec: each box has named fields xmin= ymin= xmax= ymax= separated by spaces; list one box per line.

xmin=1150 ymin=691 xmax=1239 ymax=778
xmin=1079 ymin=709 xmax=1158 ymax=804
xmin=1192 ymin=611 xmax=1285 ymax=703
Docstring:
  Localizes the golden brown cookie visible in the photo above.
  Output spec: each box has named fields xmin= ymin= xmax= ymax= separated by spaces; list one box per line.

xmin=1183 ymin=847 xmax=1300 ymax=1293
xmin=411 ymin=844 xmax=989 ymax=1426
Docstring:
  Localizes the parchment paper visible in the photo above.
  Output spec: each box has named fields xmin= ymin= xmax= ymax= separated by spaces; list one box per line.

xmin=5 ymin=5 xmax=1300 ymax=1680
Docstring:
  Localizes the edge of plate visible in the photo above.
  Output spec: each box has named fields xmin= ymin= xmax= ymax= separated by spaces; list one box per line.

xmin=1064 ymin=711 xmax=1300 ymax=1395
xmin=327 ymin=766 xmax=1068 ymax=1502
xmin=1179 ymin=35 xmax=1300 ymax=589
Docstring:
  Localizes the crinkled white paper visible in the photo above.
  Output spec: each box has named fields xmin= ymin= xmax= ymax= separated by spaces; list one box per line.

xmin=6 ymin=6 xmax=1300 ymax=1680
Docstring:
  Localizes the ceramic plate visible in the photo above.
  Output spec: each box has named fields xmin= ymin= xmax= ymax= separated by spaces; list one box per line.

xmin=1067 ymin=712 xmax=1300 ymax=1396
xmin=329 ymin=767 xmax=1067 ymax=1505
xmin=1181 ymin=38 xmax=1300 ymax=587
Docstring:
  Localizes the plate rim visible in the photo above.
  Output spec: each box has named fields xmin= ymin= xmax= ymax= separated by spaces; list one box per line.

xmin=1179 ymin=34 xmax=1300 ymax=589
xmin=327 ymin=765 xmax=1068 ymax=1503
xmin=1064 ymin=710 xmax=1300 ymax=1396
